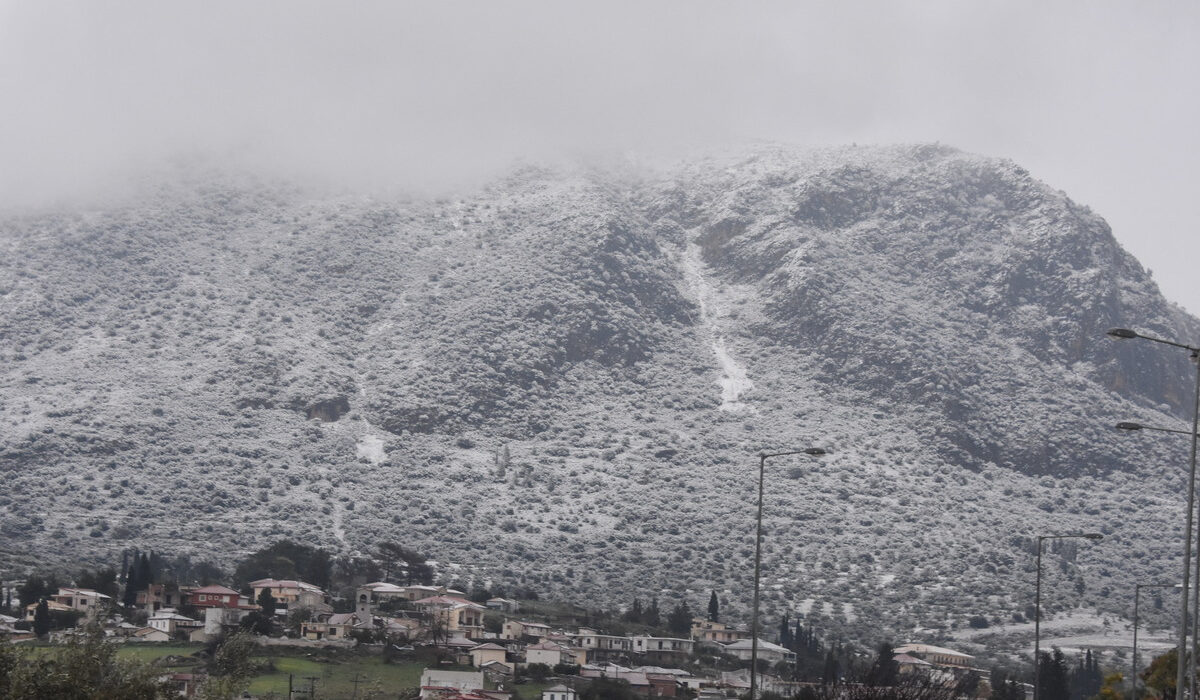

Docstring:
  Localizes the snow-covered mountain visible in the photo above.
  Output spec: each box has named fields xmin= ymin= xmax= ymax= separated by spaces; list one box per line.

xmin=1 ymin=144 xmax=1195 ymax=645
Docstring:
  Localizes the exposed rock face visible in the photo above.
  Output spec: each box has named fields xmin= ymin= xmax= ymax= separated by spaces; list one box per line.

xmin=304 ymin=398 xmax=350 ymax=422
xmin=0 ymin=144 xmax=1195 ymax=641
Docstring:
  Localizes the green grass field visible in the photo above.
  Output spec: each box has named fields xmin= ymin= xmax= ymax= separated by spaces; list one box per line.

xmin=116 ymin=643 xmax=204 ymax=665
xmin=246 ymin=656 xmax=427 ymax=698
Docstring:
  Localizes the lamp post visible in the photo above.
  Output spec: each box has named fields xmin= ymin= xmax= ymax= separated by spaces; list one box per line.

xmin=751 ymin=447 xmax=827 ymax=699
xmin=1108 ymin=327 xmax=1200 ymax=699
xmin=1132 ymin=583 xmax=1181 ymax=700
xmin=1119 ymin=422 xmax=1200 ymax=699
xmin=1034 ymin=532 xmax=1103 ymax=700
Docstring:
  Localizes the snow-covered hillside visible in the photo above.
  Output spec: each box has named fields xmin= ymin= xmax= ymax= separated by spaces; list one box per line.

xmin=1 ymin=144 xmax=1195 ymax=647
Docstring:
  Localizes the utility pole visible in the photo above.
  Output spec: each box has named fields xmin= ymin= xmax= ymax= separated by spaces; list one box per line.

xmin=288 ymin=674 xmax=293 ymax=699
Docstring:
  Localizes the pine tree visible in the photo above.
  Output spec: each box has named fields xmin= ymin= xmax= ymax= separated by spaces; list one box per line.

xmin=708 ymin=591 xmax=719 ymax=622
xmin=1039 ymin=648 xmax=1071 ymax=700
xmin=667 ymin=601 xmax=691 ymax=636
xmin=865 ymin=641 xmax=898 ymax=687
xmin=644 ymin=598 xmax=660 ymax=627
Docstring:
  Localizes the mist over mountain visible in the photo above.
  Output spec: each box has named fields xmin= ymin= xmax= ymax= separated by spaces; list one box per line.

xmin=1 ymin=144 xmax=1196 ymax=648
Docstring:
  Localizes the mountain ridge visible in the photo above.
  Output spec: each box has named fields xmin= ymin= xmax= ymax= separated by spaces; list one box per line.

xmin=1 ymin=143 xmax=1196 ymax=651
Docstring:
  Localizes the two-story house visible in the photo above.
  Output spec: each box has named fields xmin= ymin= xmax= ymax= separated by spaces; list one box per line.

xmin=249 ymin=579 xmax=332 ymax=615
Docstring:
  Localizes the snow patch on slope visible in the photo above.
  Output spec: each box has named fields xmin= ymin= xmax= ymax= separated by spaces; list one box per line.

xmin=679 ymin=243 xmax=755 ymax=411
xmin=356 ymin=434 xmax=386 ymax=464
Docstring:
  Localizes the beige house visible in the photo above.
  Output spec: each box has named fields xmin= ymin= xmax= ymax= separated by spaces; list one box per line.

xmin=571 ymin=628 xmax=633 ymax=662
xmin=249 ymin=579 xmax=331 ymax=614
xmin=137 ymin=584 xmax=190 ymax=613
xmin=52 ymin=588 xmax=111 ymax=617
xmin=355 ymin=582 xmax=408 ymax=615
xmin=132 ymin=626 xmax=171 ymax=642
xmin=470 ymin=642 xmax=509 ymax=669
xmin=526 ymin=641 xmax=584 ymax=666
xmin=301 ymin=612 xmax=361 ymax=641
xmin=413 ymin=595 xmax=486 ymax=637
xmin=892 ymin=643 xmax=974 ymax=668
xmin=502 ymin=619 xmax=551 ymax=640
xmin=691 ymin=619 xmax=750 ymax=644
xmin=486 ymin=598 xmax=520 ymax=613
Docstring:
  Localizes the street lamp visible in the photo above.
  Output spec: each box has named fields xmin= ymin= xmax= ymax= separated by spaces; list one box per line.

xmin=1108 ymin=327 xmax=1200 ymax=699
xmin=1132 ymin=582 xmax=1181 ymax=700
xmin=1034 ymin=532 xmax=1103 ymax=700
xmin=751 ymin=447 xmax=828 ymax=699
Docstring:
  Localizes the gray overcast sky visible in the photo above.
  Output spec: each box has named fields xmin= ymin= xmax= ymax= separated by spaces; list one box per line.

xmin=2 ymin=1 xmax=1197 ymax=313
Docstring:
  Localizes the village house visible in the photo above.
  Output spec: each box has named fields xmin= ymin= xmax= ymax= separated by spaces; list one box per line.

xmin=579 ymin=666 xmax=656 ymax=696
xmin=469 ymin=642 xmax=509 ymax=670
xmin=723 ymin=638 xmax=797 ymax=665
xmin=501 ymin=619 xmax=551 ymax=641
xmin=137 ymin=583 xmax=190 ymax=613
xmin=249 ymin=578 xmax=332 ymax=614
xmin=300 ymin=612 xmax=360 ymax=642
xmin=202 ymin=604 xmax=253 ymax=637
xmin=631 ymin=635 xmax=694 ymax=663
xmin=690 ymin=618 xmax=750 ymax=645
xmin=480 ymin=659 xmax=514 ymax=684
xmin=402 ymin=584 xmax=466 ymax=602
xmin=419 ymin=669 xmax=486 ymax=700
xmin=147 ymin=610 xmax=201 ymax=637
xmin=356 ymin=582 xmax=409 ymax=615
xmin=49 ymin=588 xmax=111 ymax=617
xmin=414 ymin=595 xmax=486 ymax=637
xmin=571 ymin=628 xmax=633 ymax=662
xmin=187 ymin=585 xmax=242 ymax=609
xmin=542 ymin=685 xmax=578 ymax=700
xmin=892 ymin=643 xmax=987 ymax=689
xmin=892 ymin=643 xmax=974 ymax=669
xmin=485 ymin=597 xmax=520 ymax=614
xmin=526 ymin=640 xmax=580 ymax=667
xmin=24 ymin=598 xmax=74 ymax=621
xmin=132 ymin=626 xmax=171 ymax=643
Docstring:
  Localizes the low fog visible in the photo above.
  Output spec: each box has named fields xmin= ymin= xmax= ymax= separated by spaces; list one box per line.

xmin=2 ymin=1 xmax=1197 ymax=311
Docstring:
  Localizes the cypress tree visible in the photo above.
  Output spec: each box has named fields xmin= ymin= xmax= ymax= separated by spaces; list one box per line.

xmin=122 ymin=565 xmax=139 ymax=608
xmin=137 ymin=552 xmax=153 ymax=587
xmin=33 ymin=599 xmax=50 ymax=638
xmin=822 ymin=648 xmax=840 ymax=685
xmin=779 ymin=613 xmax=793 ymax=648
xmin=708 ymin=591 xmax=719 ymax=622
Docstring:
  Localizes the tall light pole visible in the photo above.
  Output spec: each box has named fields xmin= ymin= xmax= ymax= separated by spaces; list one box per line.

xmin=1034 ymin=532 xmax=1103 ymax=700
xmin=1132 ymin=582 xmax=1181 ymax=700
xmin=751 ymin=447 xmax=827 ymax=699
xmin=1119 ymin=421 xmax=1200 ymax=699
xmin=1108 ymin=327 xmax=1200 ymax=699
